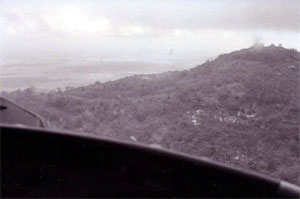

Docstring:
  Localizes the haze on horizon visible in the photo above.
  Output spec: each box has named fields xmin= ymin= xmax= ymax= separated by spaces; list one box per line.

xmin=0 ymin=0 xmax=299 ymax=90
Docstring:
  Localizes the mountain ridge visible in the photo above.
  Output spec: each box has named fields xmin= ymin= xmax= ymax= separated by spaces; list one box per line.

xmin=2 ymin=45 xmax=299 ymax=185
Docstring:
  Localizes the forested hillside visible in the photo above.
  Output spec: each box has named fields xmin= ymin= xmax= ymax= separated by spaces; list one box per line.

xmin=2 ymin=44 xmax=299 ymax=185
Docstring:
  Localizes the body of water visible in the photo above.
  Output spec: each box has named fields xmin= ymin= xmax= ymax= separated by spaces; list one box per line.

xmin=0 ymin=55 xmax=209 ymax=92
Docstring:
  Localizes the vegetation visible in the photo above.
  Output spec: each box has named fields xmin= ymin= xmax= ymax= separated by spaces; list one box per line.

xmin=2 ymin=45 xmax=299 ymax=185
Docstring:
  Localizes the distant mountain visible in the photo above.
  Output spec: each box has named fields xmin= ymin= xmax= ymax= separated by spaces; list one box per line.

xmin=2 ymin=45 xmax=299 ymax=185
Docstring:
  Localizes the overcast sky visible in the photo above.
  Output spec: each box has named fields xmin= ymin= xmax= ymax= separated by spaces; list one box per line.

xmin=0 ymin=0 xmax=299 ymax=62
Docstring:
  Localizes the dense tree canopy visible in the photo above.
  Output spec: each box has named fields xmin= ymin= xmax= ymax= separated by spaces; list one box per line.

xmin=2 ymin=45 xmax=299 ymax=185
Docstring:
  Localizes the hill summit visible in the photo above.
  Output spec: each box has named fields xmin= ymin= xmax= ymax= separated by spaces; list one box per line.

xmin=2 ymin=45 xmax=300 ymax=185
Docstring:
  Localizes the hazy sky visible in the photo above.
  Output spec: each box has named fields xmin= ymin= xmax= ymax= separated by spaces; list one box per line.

xmin=1 ymin=0 xmax=300 ymax=62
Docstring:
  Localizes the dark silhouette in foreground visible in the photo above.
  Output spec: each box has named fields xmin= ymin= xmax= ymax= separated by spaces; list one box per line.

xmin=2 ymin=45 xmax=299 ymax=185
